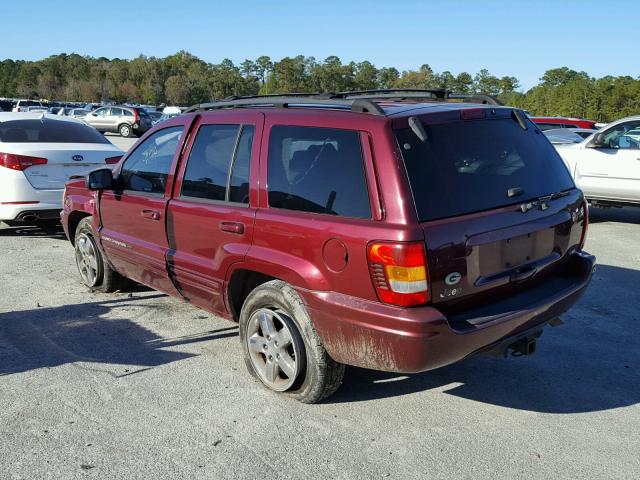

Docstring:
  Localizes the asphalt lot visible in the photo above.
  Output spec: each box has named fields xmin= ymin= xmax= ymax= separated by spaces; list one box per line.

xmin=0 ymin=133 xmax=639 ymax=479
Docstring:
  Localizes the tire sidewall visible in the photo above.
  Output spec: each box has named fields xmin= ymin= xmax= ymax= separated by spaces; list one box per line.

xmin=239 ymin=281 xmax=326 ymax=402
xmin=75 ymin=218 xmax=105 ymax=289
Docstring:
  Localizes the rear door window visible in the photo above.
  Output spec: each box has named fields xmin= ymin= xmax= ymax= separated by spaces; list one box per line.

xmin=267 ymin=126 xmax=371 ymax=218
xmin=180 ymin=124 xmax=250 ymax=203
xmin=396 ymin=116 xmax=575 ymax=222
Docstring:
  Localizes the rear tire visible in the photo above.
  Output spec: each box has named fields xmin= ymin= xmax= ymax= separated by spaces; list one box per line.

xmin=239 ymin=280 xmax=345 ymax=403
xmin=74 ymin=217 xmax=130 ymax=292
xmin=118 ymin=123 xmax=132 ymax=138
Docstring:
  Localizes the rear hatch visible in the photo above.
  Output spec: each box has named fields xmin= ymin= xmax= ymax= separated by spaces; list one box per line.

xmin=394 ymin=108 xmax=587 ymax=322
xmin=0 ymin=116 xmax=122 ymax=189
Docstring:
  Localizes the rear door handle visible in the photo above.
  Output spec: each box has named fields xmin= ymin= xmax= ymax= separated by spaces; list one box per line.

xmin=219 ymin=221 xmax=244 ymax=234
xmin=141 ymin=209 xmax=160 ymax=220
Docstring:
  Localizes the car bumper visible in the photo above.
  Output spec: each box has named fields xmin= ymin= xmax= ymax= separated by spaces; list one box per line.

xmin=0 ymin=190 xmax=63 ymax=222
xmin=300 ymin=251 xmax=595 ymax=373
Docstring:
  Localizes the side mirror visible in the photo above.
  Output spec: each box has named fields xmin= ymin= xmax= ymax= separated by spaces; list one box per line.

xmin=92 ymin=112 xmax=97 ymax=117
xmin=86 ymin=168 xmax=113 ymax=190
xmin=589 ymin=132 xmax=606 ymax=148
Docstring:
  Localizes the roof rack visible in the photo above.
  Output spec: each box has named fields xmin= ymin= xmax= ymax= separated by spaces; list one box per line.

xmin=336 ymin=89 xmax=501 ymax=105
xmin=184 ymin=95 xmax=385 ymax=115
xmin=184 ymin=89 xmax=502 ymax=115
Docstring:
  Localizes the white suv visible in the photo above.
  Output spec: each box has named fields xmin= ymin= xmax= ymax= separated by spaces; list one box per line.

xmin=12 ymin=100 xmax=43 ymax=112
xmin=555 ymin=115 xmax=640 ymax=207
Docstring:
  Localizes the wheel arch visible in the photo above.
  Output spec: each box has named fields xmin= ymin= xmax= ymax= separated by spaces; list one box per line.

xmin=67 ymin=211 xmax=92 ymax=246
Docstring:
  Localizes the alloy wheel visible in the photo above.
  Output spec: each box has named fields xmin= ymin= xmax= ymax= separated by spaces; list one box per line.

xmin=75 ymin=233 xmax=100 ymax=287
xmin=246 ymin=308 xmax=301 ymax=391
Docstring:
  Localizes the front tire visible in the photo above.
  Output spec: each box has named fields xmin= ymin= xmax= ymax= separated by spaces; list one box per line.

xmin=118 ymin=123 xmax=132 ymax=137
xmin=239 ymin=280 xmax=345 ymax=403
xmin=74 ymin=217 xmax=130 ymax=292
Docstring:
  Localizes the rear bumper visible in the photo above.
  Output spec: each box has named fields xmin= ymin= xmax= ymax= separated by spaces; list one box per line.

xmin=300 ymin=251 xmax=595 ymax=373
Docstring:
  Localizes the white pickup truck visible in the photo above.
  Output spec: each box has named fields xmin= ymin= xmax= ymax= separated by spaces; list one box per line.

xmin=555 ymin=115 xmax=640 ymax=208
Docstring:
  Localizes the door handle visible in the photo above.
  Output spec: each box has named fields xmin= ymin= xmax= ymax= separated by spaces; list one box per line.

xmin=141 ymin=209 xmax=160 ymax=220
xmin=219 ymin=221 xmax=244 ymax=234
xmin=509 ymin=264 xmax=537 ymax=282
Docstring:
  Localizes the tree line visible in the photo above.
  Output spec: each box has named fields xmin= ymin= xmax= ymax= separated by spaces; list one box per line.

xmin=0 ymin=52 xmax=638 ymax=122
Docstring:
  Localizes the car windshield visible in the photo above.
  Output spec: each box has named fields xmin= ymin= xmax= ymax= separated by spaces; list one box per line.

xmin=396 ymin=116 xmax=575 ymax=222
xmin=0 ymin=119 xmax=111 ymax=144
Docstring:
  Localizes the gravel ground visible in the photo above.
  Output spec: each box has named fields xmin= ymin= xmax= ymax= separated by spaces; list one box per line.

xmin=1 ymin=139 xmax=639 ymax=479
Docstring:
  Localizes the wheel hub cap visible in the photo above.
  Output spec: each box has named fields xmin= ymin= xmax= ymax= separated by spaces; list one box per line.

xmin=247 ymin=308 xmax=300 ymax=391
xmin=75 ymin=234 xmax=99 ymax=287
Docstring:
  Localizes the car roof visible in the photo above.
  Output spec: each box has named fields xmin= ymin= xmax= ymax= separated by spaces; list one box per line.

xmin=0 ymin=112 xmax=88 ymax=125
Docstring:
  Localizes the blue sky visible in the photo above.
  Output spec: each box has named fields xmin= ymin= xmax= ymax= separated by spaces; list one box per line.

xmin=4 ymin=0 xmax=638 ymax=90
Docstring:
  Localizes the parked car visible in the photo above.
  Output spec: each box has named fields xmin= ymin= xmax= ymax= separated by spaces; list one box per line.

xmin=68 ymin=108 xmax=92 ymax=119
xmin=555 ymin=115 xmax=640 ymax=208
xmin=152 ymin=112 xmax=180 ymax=125
xmin=544 ymin=128 xmax=595 ymax=144
xmin=61 ymin=91 xmax=594 ymax=403
xmin=82 ymin=106 xmax=152 ymax=137
xmin=147 ymin=111 xmax=163 ymax=124
xmin=25 ymin=106 xmax=49 ymax=113
xmin=12 ymin=100 xmax=43 ymax=112
xmin=0 ymin=100 xmax=15 ymax=112
xmin=0 ymin=113 xmax=123 ymax=227
xmin=531 ymin=116 xmax=598 ymax=131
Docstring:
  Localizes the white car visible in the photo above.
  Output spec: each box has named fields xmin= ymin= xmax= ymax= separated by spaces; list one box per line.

xmin=0 ymin=113 xmax=123 ymax=226
xmin=555 ymin=115 xmax=640 ymax=207
xmin=12 ymin=100 xmax=43 ymax=112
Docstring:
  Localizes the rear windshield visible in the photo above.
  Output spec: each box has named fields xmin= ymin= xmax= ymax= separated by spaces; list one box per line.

xmin=396 ymin=117 xmax=575 ymax=222
xmin=0 ymin=119 xmax=111 ymax=144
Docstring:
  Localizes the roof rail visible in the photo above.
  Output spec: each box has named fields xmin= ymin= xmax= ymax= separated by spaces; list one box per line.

xmin=184 ymin=95 xmax=385 ymax=115
xmin=333 ymin=89 xmax=448 ymax=100
xmin=336 ymin=89 xmax=502 ymax=105
xmin=446 ymin=93 xmax=502 ymax=105
xmin=184 ymin=90 xmax=502 ymax=115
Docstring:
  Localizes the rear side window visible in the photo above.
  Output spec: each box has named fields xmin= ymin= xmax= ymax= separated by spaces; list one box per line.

xmin=120 ymin=126 xmax=184 ymax=194
xmin=0 ymin=119 xmax=110 ymax=144
xmin=396 ymin=117 xmax=575 ymax=222
xmin=111 ymin=107 xmax=124 ymax=116
xmin=181 ymin=124 xmax=253 ymax=204
xmin=229 ymin=126 xmax=254 ymax=204
xmin=267 ymin=126 xmax=371 ymax=218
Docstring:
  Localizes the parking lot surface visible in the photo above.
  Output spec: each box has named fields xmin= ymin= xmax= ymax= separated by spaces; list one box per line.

xmin=1 ymin=140 xmax=639 ymax=479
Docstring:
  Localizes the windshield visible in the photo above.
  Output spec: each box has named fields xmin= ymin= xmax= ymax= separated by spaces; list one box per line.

xmin=0 ymin=119 xmax=111 ymax=144
xmin=396 ymin=117 xmax=575 ymax=222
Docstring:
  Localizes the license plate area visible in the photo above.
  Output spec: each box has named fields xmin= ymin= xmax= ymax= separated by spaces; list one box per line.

xmin=468 ymin=227 xmax=556 ymax=281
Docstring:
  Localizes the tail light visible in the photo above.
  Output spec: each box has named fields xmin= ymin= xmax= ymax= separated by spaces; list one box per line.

xmin=579 ymin=200 xmax=589 ymax=249
xmin=133 ymin=109 xmax=140 ymax=125
xmin=368 ymin=241 xmax=430 ymax=307
xmin=0 ymin=152 xmax=48 ymax=171
xmin=105 ymin=155 xmax=122 ymax=165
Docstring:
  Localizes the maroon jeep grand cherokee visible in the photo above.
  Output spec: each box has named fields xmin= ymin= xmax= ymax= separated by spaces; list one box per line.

xmin=61 ymin=90 xmax=595 ymax=403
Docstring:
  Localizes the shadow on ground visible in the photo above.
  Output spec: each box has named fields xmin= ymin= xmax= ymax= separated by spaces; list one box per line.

xmin=0 ymin=223 xmax=66 ymax=240
xmin=0 ymin=294 xmax=237 ymax=376
xmin=589 ymin=206 xmax=640 ymax=225
xmin=329 ymin=264 xmax=640 ymax=413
